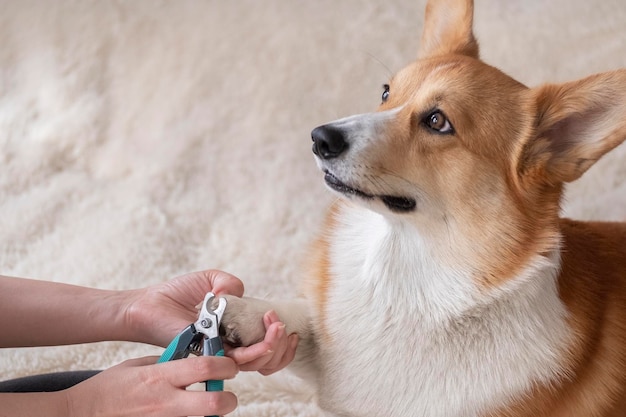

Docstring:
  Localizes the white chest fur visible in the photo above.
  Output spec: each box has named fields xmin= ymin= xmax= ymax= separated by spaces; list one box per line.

xmin=315 ymin=205 xmax=572 ymax=417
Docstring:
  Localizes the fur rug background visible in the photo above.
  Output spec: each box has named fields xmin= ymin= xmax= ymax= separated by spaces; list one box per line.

xmin=1 ymin=0 xmax=625 ymax=415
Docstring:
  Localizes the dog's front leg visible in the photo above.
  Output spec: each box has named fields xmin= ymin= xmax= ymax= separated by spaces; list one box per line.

xmin=218 ymin=295 xmax=318 ymax=381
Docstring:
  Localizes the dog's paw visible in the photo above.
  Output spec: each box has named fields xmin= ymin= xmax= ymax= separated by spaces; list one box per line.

xmin=214 ymin=295 xmax=274 ymax=347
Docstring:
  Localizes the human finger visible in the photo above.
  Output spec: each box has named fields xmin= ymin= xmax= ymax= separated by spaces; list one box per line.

xmin=259 ymin=333 xmax=299 ymax=375
xmin=263 ymin=309 xmax=281 ymax=328
xmin=251 ymin=321 xmax=289 ymax=371
xmin=256 ymin=310 xmax=299 ymax=374
xmin=225 ymin=341 xmax=274 ymax=367
xmin=224 ymin=311 xmax=280 ymax=366
xmin=255 ymin=310 xmax=294 ymax=371
xmin=158 ymin=355 xmax=239 ymax=388
xmin=173 ymin=390 xmax=238 ymax=417
xmin=119 ymin=356 xmax=160 ymax=367
xmin=205 ymin=270 xmax=245 ymax=298
xmin=229 ymin=321 xmax=289 ymax=372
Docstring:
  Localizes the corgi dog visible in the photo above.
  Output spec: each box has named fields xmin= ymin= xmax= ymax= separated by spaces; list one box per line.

xmin=220 ymin=0 xmax=626 ymax=415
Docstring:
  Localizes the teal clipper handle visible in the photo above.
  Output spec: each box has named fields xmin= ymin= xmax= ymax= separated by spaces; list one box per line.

xmin=157 ymin=292 xmax=227 ymax=417
xmin=157 ymin=334 xmax=182 ymax=363
xmin=157 ymin=324 xmax=198 ymax=363
xmin=206 ymin=348 xmax=225 ymax=392
xmin=205 ymin=340 xmax=225 ymax=417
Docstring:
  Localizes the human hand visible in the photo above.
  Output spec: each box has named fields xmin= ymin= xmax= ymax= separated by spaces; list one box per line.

xmin=126 ymin=270 xmax=245 ymax=348
xmin=226 ymin=310 xmax=299 ymax=375
xmin=65 ymin=355 xmax=238 ymax=417
xmin=125 ymin=270 xmax=298 ymax=375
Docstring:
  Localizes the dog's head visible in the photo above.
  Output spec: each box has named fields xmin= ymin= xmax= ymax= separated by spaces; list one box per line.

xmin=312 ymin=0 xmax=626 ymax=283
xmin=312 ymin=0 xmax=626 ymax=282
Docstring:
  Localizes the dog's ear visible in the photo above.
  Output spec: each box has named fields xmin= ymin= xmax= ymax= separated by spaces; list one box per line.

xmin=418 ymin=0 xmax=479 ymax=59
xmin=518 ymin=70 xmax=626 ymax=186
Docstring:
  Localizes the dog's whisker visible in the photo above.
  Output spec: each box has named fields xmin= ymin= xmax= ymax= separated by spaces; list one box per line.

xmin=378 ymin=167 xmax=415 ymax=188
xmin=362 ymin=51 xmax=394 ymax=79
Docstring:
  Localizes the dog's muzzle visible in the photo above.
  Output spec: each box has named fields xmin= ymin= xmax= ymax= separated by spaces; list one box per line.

xmin=310 ymin=120 xmax=417 ymax=214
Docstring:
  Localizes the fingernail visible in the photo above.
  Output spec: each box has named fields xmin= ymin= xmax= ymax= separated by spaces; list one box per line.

xmin=269 ymin=310 xmax=280 ymax=322
xmin=273 ymin=323 xmax=286 ymax=337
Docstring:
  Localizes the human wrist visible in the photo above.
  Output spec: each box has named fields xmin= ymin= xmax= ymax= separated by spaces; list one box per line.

xmin=0 ymin=391 xmax=70 ymax=417
xmin=116 ymin=287 xmax=151 ymax=344
xmin=64 ymin=381 xmax=92 ymax=417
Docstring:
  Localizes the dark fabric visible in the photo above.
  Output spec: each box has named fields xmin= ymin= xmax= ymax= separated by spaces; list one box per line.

xmin=0 ymin=370 xmax=101 ymax=392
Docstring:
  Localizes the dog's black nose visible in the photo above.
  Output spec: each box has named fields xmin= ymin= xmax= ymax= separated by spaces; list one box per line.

xmin=311 ymin=125 xmax=348 ymax=159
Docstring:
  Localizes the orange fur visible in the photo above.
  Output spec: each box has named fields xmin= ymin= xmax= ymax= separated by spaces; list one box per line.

xmin=220 ymin=1 xmax=626 ymax=415
xmin=303 ymin=202 xmax=341 ymax=345
xmin=493 ymin=220 xmax=626 ymax=417
xmin=311 ymin=0 xmax=626 ymax=415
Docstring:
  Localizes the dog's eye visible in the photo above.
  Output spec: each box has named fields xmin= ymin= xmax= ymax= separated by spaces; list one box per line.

xmin=424 ymin=110 xmax=454 ymax=134
xmin=381 ymin=84 xmax=390 ymax=102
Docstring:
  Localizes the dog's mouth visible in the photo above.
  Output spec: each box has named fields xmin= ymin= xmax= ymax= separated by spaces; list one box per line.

xmin=323 ymin=171 xmax=417 ymax=213
xmin=324 ymin=171 xmax=373 ymax=199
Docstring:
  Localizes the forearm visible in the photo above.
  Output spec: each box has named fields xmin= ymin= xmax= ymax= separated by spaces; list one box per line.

xmin=0 ymin=275 xmax=136 ymax=347
xmin=0 ymin=392 xmax=68 ymax=417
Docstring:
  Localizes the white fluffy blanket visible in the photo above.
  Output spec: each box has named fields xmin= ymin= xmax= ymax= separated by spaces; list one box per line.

xmin=1 ymin=0 xmax=625 ymax=415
